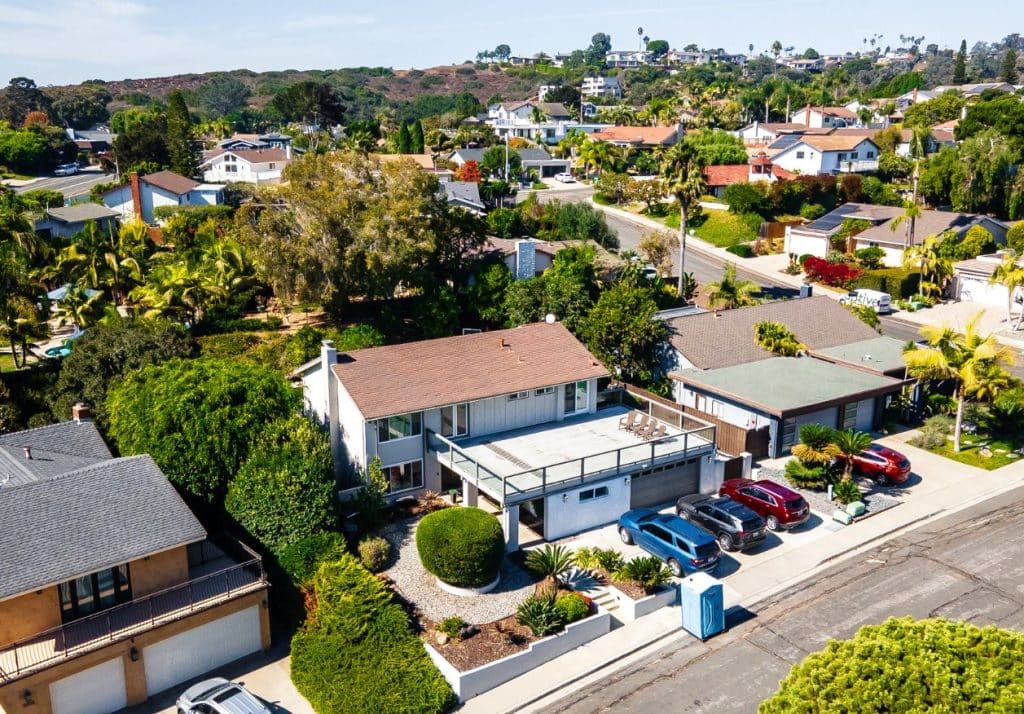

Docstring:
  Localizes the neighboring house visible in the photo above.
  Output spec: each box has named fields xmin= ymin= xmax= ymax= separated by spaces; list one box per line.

xmin=580 ymin=76 xmax=622 ymax=99
xmin=102 ymin=171 xmax=224 ymax=224
xmin=216 ymin=132 xmax=294 ymax=151
xmin=789 ymin=105 xmax=859 ymax=129
xmin=440 ymin=181 xmax=485 ymax=214
xmin=64 ymin=128 xmax=115 ymax=154
xmin=295 ymin=323 xmax=719 ymax=546
xmin=34 ymin=204 xmax=119 ymax=239
xmin=664 ymin=297 xmax=908 ymax=458
xmin=736 ymin=122 xmax=821 ymax=146
xmin=894 ymin=88 xmax=937 ymax=110
xmin=932 ymin=82 xmax=1017 ymax=98
xmin=373 ymin=153 xmax=455 ymax=183
xmin=780 ymin=57 xmax=826 ymax=72
xmin=831 ymin=127 xmax=916 ymax=156
xmin=930 ymin=119 xmax=959 ymax=150
xmin=477 ymin=237 xmax=622 ymax=279
xmin=953 ymin=252 xmax=1024 ymax=306
xmin=588 ymin=125 xmax=680 ymax=149
xmin=770 ymin=134 xmax=880 ymax=175
xmin=605 ymin=50 xmax=652 ymax=68
xmin=201 ymin=147 xmax=293 ymax=185
xmin=702 ymin=153 xmax=796 ymax=199
xmin=666 ymin=49 xmax=711 ymax=65
xmin=447 ymin=147 xmax=571 ymax=179
xmin=786 ymin=202 xmax=1009 ymax=267
xmin=0 ymin=409 xmax=269 ymax=714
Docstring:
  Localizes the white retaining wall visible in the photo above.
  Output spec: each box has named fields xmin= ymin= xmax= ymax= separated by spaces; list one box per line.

xmin=606 ymin=584 xmax=678 ymax=621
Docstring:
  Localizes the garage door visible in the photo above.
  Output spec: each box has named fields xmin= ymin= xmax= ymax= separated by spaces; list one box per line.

xmin=50 ymin=658 xmax=127 ymax=714
xmin=630 ymin=461 xmax=699 ymax=508
xmin=143 ymin=606 xmax=261 ymax=697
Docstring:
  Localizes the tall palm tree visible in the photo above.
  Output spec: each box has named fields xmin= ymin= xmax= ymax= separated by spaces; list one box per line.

xmin=52 ymin=286 xmax=105 ymax=333
xmin=660 ymin=143 xmax=707 ymax=292
xmin=706 ymin=263 xmax=761 ymax=309
xmin=890 ymin=199 xmax=923 ymax=249
xmin=990 ymin=251 xmax=1024 ymax=330
xmin=831 ymin=429 xmax=874 ymax=482
xmin=903 ymin=313 xmax=1015 ymax=452
xmin=902 ymin=233 xmax=951 ymax=300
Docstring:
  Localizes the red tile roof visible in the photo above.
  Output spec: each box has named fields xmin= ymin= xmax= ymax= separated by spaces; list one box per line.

xmin=331 ymin=322 xmax=610 ymax=420
xmin=590 ymin=125 xmax=678 ymax=146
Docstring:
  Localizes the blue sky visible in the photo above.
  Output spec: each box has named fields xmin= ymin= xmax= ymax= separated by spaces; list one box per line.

xmin=1 ymin=0 xmax=1021 ymax=86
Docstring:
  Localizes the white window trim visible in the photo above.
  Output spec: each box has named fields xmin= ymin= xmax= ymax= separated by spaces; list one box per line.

xmin=535 ymin=386 xmax=556 ymax=396
xmin=579 ymin=485 xmax=610 ymax=502
xmin=508 ymin=391 xmax=530 ymax=401
xmin=384 ymin=459 xmax=424 ymax=495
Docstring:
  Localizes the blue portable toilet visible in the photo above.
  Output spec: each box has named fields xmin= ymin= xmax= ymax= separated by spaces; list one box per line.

xmin=680 ymin=571 xmax=725 ymax=640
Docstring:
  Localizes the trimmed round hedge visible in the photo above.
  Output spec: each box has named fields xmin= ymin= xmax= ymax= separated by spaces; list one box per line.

xmin=416 ymin=507 xmax=504 ymax=587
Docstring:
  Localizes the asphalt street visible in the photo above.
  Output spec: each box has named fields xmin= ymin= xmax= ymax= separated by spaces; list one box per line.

xmin=544 ymin=481 xmax=1024 ymax=714
xmin=10 ymin=169 xmax=112 ymax=200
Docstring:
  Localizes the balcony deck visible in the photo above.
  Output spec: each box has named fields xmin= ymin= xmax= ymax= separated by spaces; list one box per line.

xmin=430 ymin=404 xmax=715 ymax=505
xmin=0 ymin=541 xmax=266 ymax=684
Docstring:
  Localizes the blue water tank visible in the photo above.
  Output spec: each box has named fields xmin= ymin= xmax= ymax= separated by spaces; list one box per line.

xmin=680 ymin=572 xmax=725 ymax=640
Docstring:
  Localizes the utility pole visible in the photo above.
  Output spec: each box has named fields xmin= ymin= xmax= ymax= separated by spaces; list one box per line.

xmin=908 ymin=162 xmax=920 ymax=249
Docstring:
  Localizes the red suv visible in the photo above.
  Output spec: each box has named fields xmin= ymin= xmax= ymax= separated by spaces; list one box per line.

xmin=849 ymin=444 xmax=911 ymax=484
xmin=719 ymin=479 xmax=810 ymax=531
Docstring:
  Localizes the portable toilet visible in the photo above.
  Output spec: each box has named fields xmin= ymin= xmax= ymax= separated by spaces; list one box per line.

xmin=680 ymin=571 xmax=725 ymax=640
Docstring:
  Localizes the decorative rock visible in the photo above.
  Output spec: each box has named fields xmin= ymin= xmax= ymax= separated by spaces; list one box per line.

xmin=1009 ymin=453 xmax=1020 ymax=459
xmin=435 ymin=632 xmax=449 ymax=645
xmin=980 ymin=448 xmax=993 ymax=458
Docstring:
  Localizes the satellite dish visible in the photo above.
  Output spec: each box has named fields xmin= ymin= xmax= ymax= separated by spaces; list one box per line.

xmin=545 ymin=313 xmax=557 ymax=324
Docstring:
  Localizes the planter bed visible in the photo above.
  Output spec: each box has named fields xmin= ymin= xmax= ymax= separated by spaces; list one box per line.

xmin=606 ymin=583 xmax=677 ymax=621
xmin=425 ymin=606 xmax=612 ymax=702
xmin=755 ymin=468 xmax=901 ymax=522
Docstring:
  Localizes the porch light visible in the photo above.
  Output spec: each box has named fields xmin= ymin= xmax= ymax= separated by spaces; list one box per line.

xmin=130 ymin=646 xmax=140 ymax=662
xmin=562 ymin=494 xmax=569 ymax=503
xmin=22 ymin=690 xmax=33 ymax=706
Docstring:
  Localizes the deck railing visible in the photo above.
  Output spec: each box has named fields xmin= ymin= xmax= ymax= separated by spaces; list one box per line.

xmin=0 ymin=541 xmax=266 ymax=683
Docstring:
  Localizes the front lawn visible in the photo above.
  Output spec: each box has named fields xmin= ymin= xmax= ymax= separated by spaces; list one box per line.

xmin=930 ymin=435 xmax=1022 ymax=470
xmin=659 ymin=210 xmax=756 ymax=248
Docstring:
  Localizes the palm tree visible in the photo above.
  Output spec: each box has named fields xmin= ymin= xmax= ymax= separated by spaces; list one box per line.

xmin=831 ymin=429 xmax=874 ymax=482
xmin=890 ymin=199 xmax=923 ymax=249
xmin=524 ymin=544 xmax=576 ymax=586
xmin=903 ymin=313 xmax=1015 ymax=452
xmin=771 ymin=40 xmax=783 ymax=75
xmin=989 ymin=251 xmax=1024 ymax=330
xmin=902 ymin=233 xmax=951 ymax=300
xmin=754 ymin=321 xmax=805 ymax=356
xmin=706 ymin=263 xmax=761 ymax=309
xmin=660 ymin=142 xmax=706 ymax=293
xmin=52 ymin=286 xmax=105 ymax=333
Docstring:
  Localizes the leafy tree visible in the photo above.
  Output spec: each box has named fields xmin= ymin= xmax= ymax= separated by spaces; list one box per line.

xmin=106 ymin=357 xmax=299 ymax=501
xmin=410 ymin=119 xmax=424 ymax=154
xmin=539 ymin=201 xmax=617 ymax=248
xmin=902 ymin=93 xmax=965 ymax=128
xmin=904 ymin=313 xmax=1015 ymax=452
xmin=625 ymin=178 xmax=668 ymax=214
xmin=225 ymin=414 xmax=338 ymax=552
xmin=1007 ymin=222 xmax=1024 ymax=254
xmin=723 ymin=183 xmax=770 ymax=218
xmin=760 ymin=618 xmax=1024 ymax=714
xmin=455 ymin=159 xmax=482 ymax=183
xmin=953 ymin=39 xmax=968 ymax=84
xmin=545 ymin=85 xmax=582 ymax=113
xmin=638 ymin=230 xmax=678 ymax=276
xmin=46 ymin=83 xmax=112 ymax=129
xmin=1001 ymin=48 xmax=1019 ymax=83
xmin=706 ymin=263 xmax=761 ymax=309
xmin=111 ymin=112 xmax=169 ymax=173
xmin=0 ymin=77 xmax=51 ymax=126
xmin=271 ymin=81 xmax=345 ymax=124
xmin=481 ymin=145 xmax=520 ymax=178
xmin=580 ymin=283 xmax=666 ymax=384
xmin=646 ymin=40 xmax=670 ymax=58
xmin=586 ymin=33 xmax=613 ymax=65
xmin=903 ymin=233 xmax=952 ymax=299
xmin=595 ymin=172 xmax=630 ymax=203
xmin=196 ymin=74 xmax=251 ymax=117
xmin=467 ymin=261 xmax=512 ymax=324
xmin=397 ymin=122 xmax=411 ymax=154
xmin=504 ymin=277 xmax=545 ymax=326
xmin=684 ymin=129 xmax=748 ymax=165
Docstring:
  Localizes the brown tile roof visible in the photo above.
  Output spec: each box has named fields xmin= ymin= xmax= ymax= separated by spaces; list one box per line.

xmin=141 ymin=170 xmax=200 ymax=196
xmin=665 ymin=297 xmax=879 ymax=369
xmin=331 ymin=322 xmax=610 ymax=419
xmin=854 ymin=209 xmax=1005 ymax=247
xmin=797 ymin=134 xmax=879 ymax=152
xmin=816 ymin=106 xmax=858 ymax=119
xmin=590 ymin=125 xmax=678 ymax=146
xmin=204 ymin=148 xmax=290 ymax=164
xmin=371 ymin=153 xmax=439 ymax=171
xmin=703 ymin=164 xmax=750 ymax=187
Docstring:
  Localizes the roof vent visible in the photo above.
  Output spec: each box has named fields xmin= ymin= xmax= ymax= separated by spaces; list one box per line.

xmin=23 ymin=447 xmax=32 ymax=460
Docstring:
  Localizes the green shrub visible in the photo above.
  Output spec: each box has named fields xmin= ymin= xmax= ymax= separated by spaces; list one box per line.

xmin=785 ymin=459 xmax=831 ymax=490
xmin=193 ymin=316 xmax=283 ymax=335
xmin=854 ymin=246 xmax=886 ymax=269
xmin=800 ymin=203 xmax=825 ymax=220
xmin=759 ymin=617 xmax=1024 ymax=713
xmin=853 ymin=268 xmax=921 ymax=300
xmin=595 ymin=548 xmax=626 ymax=573
xmin=276 ymin=532 xmax=347 ymax=584
xmin=516 ymin=595 xmax=565 ymax=636
xmin=792 ymin=423 xmax=839 ymax=466
xmin=573 ymin=546 xmax=599 ymax=570
xmin=437 ymin=616 xmax=467 ymax=638
xmin=358 ymin=536 xmax=391 ymax=573
xmin=833 ymin=479 xmax=862 ymax=505
xmin=290 ymin=554 xmax=455 ymax=713
xmin=726 ymin=243 xmax=754 ymax=258
xmin=525 ymin=544 xmax=576 ymax=584
xmin=925 ymin=393 xmax=957 ymax=416
xmin=153 ymin=203 xmax=233 ymax=221
xmin=554 ymin=592 xmax=592 ymax=623
xmin=613 ymin=556 xmax=673 ymax=594
xmin=416 ymin=507 xmax=505 ymax=587
xmin=911 ymin=413 xmax=954 ymax=449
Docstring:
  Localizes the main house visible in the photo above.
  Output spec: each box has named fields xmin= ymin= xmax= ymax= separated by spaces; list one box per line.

xmin=785 ymin=202 xmax=1009 ymax=267
xmin=769 ymin=134 xmax=880 ymax=175
xmin=484 ymin=101 xmax=609 ymax=145
xmin=296 ymin=322 xmax=719 ymax=548
xmin=101 ymin=171 xmax=224 ymax=224
xmin=0 ymin=409 xmax=269 ymax=714
xmin=663 ymin=297 xmax=909 ymax=459
xmin=201 ymin=147 xmax=294 ymax=185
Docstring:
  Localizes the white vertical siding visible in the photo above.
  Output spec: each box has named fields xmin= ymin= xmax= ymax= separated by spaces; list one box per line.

xmin=337 ymin=381 xmax=367 ymax=471
xmin=469 ymin=390 xmax=560 ymax=436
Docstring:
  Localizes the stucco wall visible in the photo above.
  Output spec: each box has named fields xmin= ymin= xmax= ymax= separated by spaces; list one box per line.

xmin=543 ymin=477 xmax=631 ymax=540
xmin=0 ymin=589 xmax=61 ymax=647
xmin=130 ymin=546 xmax=189 ymax=598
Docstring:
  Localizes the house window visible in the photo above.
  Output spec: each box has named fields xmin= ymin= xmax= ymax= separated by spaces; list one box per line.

xmin=564 ymin=381 xmax=589 ymax=415
xmin=843 ymin=402 xmax=858 ymax=430
xmin=441 ymin=403 xmax=469 ymax=438
xmin=225 ymin=164 xmax=237 ymax=173
xmin=268 ymin=163 xmax=276 ymax=169
xmin=384 ymin=460 xmax=423 ymax=493
xmin=850 ymin=151 xmax=859 ymax=159
xmin=710 ymin=400 xmax=724 ymax=417
xmin=508 ymin=391 xmax=530 ymax=402
xmin=781 ymin=419 xmax=798 ymax=449
xmin=866 ymin=151 xmax=876 ymax=158
xmin=579 ymin=486 xmax=610 ymax=502
xmin=795 ymin=151 xmax=805 ymax=159
xmin=535 ymin=386 xmax=555 ymax=396
xmin=59 ymin=565 xmax=131 ymax=623
xmin=225 ymin=154 xmax=236 ymax=162
xmin=837 ymin=153 xmax=847 ymax=161
xmin=375 ymin=412 xmax=422 ymax=442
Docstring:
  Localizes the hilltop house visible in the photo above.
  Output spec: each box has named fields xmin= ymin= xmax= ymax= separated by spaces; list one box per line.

xmin=785 ymin=202 xmax=1009 ymax=267
xmin=769 ymin=134 xmax=880 ymax=175
xmin=294 ymin=323 xmax=719 ymax=547
xmin=0 ymin=410 xmax=269 ymax=714
xmin=101 ymin=171 xmax=223 ymax=224
xmin=663 ymin=297 xmax=909 ymax=458
xmin=201 ymin=147 xmax=294 ymax=185
xmin=580 ymin=76 xmax=621 ymax=99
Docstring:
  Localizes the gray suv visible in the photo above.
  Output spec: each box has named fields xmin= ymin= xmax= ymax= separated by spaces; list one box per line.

xmin=176 ymin=678 xmax=270 ymax=714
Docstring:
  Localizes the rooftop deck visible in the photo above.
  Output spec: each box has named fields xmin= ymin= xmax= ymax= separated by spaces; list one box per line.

xmin=429 ymin=400 xmax=715 ymax=505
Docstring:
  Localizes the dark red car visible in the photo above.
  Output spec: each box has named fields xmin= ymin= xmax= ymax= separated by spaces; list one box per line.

xmin=718 ymin=479 xmax=810 ymax=531
xmin=849 ymin=444 xmax=911 ymax=484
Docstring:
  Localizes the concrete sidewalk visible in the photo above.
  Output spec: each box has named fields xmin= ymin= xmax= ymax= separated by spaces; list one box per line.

xmin=460 ymin=442 xmax=1024 ymax=713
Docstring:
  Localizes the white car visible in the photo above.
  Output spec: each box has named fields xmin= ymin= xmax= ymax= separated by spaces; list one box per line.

xmin=554 ymin=172 xmax=576 ymax=183
xmin=54 ymin=163 xmax=79 ymax=176
xmin=176 ymin=678 xmax=270 ymax=714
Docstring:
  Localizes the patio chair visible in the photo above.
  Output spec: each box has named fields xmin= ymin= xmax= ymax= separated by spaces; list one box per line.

xmin=643 ymin=423 xmax=667 ymax=441
xmin=634 ymin=418 xmax=657 ymax=439
xmin=628 ymin=413 xmax=650 ymax=435
xmin=618 ymin=410 xmax=642 ymax=431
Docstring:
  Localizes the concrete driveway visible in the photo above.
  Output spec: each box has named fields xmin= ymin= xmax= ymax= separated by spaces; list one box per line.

xmin=121 ymin=644 xmax=313 ymax=714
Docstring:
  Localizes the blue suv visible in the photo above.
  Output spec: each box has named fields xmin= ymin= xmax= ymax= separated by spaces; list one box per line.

xmin=617 ymin=509 xmax=721 ymax=577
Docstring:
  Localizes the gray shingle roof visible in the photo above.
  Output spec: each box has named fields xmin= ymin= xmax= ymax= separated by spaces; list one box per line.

xmin=0 ymin=455 xmax=206 ymax=600
xmin=45 ymin=204 xmax=119 ymax=224
xmin=440 ymin=181 xmax=484 ymax=209
xmin=0 ymin=421 xmax=113 ymax=486
xmin=665 ymin=296 xmax=879 ymax=370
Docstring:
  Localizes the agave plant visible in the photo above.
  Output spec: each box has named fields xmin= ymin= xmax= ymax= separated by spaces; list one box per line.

xmin=613 ymin=556 xmax=673 ymax=595
xmin=515 ymin=595 xmax=565 ymax=637
xmin=525 ymin=544 xmax=576 ymax=585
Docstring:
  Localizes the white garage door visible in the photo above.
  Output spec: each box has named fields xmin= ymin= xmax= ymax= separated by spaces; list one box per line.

xmin=50 ymin=658 xmax=127 ymax=714
xmin=143 ymin=606 xmax=261 ymax=697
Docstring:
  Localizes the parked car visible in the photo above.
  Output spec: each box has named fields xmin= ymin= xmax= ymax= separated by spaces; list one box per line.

xmin=718 ymin=479 xmax=811 ymax=531
xmin=846 ymin=443 xmax=912 ymax=484
xmin=54 ymin=163 xmax=79 ymax=176
xmin=554 ymin=172 xmax=576 ymax=183
xmin=176 ymin=678 xmax=270 ymax=714
xmin=617 ymin=509 xmax=720 ymax=576
xmin=676 ymin=495 xmax=767 ymax=552
xmin=839 ymin=288 xmax=892 ymax=314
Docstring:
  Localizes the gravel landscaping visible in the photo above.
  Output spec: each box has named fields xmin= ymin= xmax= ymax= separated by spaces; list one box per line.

xmin=756 ymin=467 xmax=901 ymax=520
xmin=379 ymin=517 xmax=536 ymax=624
